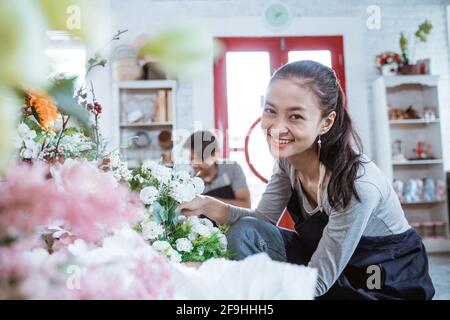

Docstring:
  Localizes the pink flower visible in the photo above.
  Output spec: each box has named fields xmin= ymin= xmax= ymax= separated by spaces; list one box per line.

xmin=0 ymin=163 xmax=63 ymax=236
xmin=0 ymin=160 xmax=145 ymax=243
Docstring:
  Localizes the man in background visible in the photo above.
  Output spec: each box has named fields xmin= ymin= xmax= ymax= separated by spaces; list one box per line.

xmin=183 ymin=130 xmax=251 ymax=208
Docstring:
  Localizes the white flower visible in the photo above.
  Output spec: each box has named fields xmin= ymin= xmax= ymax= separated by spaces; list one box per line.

xmin=187 ymin=232 xmax=198 ymax=241
xmin=199 ymin=217 xmax=214 ymax=229
xmin=186 ymin=216 xmax=200 ymax=226
xmin=173 ymin=171 xmax=191 ymax=182
xmin=140 ymin=186 xmax=159 ymax=205
xmin=109 ymin=151 xmax=121 ymax=168
xmin=217 ymin=233 xmax=228 ymax=252
xmin=169 ymin=180 xmax=196 ymax=203
xmin=175 ymin=238 xmax=193 ymax=252
xmin=142 ymin=161 xmax=173 ymax=184
xmin=192 ymin=223 xmax=212 ymax=238
xmin=192 ymin=177 xmax=205 ymax=194
xmin=141 ymin=221 xmax=164 ymax=241
xmin=68 ymin=239 xmax=89 ymax=257
xmin=17 ymin=123 xmax=36 ymax=141
xmin=168 ymin=249 xmax=182 ymax=263
xmin=141 ymin=160 xmax=155 ymax=172
xmin=20 ymin=138 xmax=40 ymax=159
xmin=152 ymin=240 xmax=172 ymax=253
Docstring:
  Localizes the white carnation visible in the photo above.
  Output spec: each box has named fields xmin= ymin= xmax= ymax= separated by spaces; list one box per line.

xmin=20 ymin=138 xmax=40 ymax=159
xmin=173 ymin=171 xmax=191 ymax=182
xmin=109 ymin=151 xmax=121 ymax=168
xmin=152 ymin=240 xmax=172 ymax=253
xmin=199 ymin=218 xmax=214 ymax=229
xmin=175 ymin=238 xmax=193 ymax=252
xmin=192 ymin=223 xmax=211 ymax=238
xmin=169 ymin=180 xmax=196 ymax=203
xmin=141 ymin=221 xmax=164 ymax=241
xmin=217 ymin=233 xmax=228 ymax=252
xmin=168 ymin=249 xmax=182 ymax=263
xmin=192 ymin=177 xmax=205 ymax=195
xmin=17 ymin=123 xmax=37 ymax=141
xmin=187 ymin=232 xmax=198 ymax=241
xmin=142 ymin=161 xmax=173 ymax=184
xmin=140 ymin=186 xmax=159 ymax=205
xmin=186 ymin=216 xmax=200 ymax=226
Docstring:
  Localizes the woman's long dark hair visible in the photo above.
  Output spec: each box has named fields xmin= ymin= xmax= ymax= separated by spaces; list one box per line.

xmin=270 ymin=60 xmax=364 ymax=211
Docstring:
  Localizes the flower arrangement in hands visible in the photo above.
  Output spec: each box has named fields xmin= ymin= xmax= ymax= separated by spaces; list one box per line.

xmin=130 ymin=160 xmax=231 ymax=263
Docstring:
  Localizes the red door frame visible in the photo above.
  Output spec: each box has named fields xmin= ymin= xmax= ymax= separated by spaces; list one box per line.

xmin=213 ymin=36 xmax=346 ymax=158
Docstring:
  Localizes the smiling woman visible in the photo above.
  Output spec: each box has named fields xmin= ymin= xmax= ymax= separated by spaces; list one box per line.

xmin=179 ymin=60 xmax=435 ymax=300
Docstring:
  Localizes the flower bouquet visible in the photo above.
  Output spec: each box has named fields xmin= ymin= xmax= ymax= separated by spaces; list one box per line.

xmin=375 ymin=51 xmax=402 ymax=76
xmin=15 ymin=77 xmax=132 ymax=184
xmin=130 ymin=160 xmax=230 ymax=263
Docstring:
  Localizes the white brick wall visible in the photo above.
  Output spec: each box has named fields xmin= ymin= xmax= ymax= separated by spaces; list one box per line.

xmin=106 ymin=0 xmax=450 ymax=168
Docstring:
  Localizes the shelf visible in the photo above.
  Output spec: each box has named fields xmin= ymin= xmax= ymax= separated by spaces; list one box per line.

xmin=389 ymin=119 xmax=440 ymax=125
xmin=120 ymin=122 xmax=173 ymax=128
xmin=401 ymin=200 xmax=446 ymax=206
xmin=383 ymin=75 xmax=439 ymax=88
xmin=422 ymin=238 xmax=450 ymax=253
xmin=393 ymin=159 xmax=443 ymax=166
xmin=115 ymin=80 xmax=177 ymax=90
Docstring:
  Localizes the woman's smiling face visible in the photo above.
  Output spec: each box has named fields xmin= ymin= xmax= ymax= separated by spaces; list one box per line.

xmin=261 ymin=78 xmax=324 ymax=159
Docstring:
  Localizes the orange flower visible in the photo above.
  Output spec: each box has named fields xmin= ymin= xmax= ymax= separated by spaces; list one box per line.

xmin=26 ymin=91 xmax=58 ymax=131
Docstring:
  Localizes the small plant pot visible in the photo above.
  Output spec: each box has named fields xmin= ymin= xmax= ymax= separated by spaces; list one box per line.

xmin=158 ymin=130 xmax=173 ymax=149
xmin=398 ymin=64 xmax=422 ymax=75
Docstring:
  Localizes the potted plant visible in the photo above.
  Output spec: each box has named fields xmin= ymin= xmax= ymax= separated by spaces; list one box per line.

xmin=375 ymin=51 xmax=402 ymax=76
xmin=398 ymin=20 xmax=433 ymax=75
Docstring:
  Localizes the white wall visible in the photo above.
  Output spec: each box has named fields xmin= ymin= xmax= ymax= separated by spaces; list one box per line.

xmin=97 ymin=0 xmax=450 ymax=168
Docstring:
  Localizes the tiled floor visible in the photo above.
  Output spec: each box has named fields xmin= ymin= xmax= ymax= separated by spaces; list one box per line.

xmin=428 ymin=253 xmax=450 ymax=300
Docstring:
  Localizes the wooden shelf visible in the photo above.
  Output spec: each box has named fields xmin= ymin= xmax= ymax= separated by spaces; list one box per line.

xmin=392 ymin=159 xmax=443 ymax=166
xmin=389 ymin=119 xmax=440 ymax=125
xmin=120 ymin=122 xmax=173 ymax=128
xmin=373 ymin=75 xmax=450 ymax=251
xmin=383 ymin=75 xmax=439 ymax=88
xmin=423 ymin=238 xmax=450 ymax=253
xmin=115 ymin=80 xmax=177 ymax=90
xmin=401 ymin=200 xmax=446 ymax=205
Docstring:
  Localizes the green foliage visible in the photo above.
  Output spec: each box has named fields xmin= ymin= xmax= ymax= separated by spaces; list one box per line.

xmin=47 ymin=78 xmax=92 ymax=136
xmin=415 ymin=20 xmax=432 ymax=42
xmin=399 ymin=32 xmax=409 ymax=65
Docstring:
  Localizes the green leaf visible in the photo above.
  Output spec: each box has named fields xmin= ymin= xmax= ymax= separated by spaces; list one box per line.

xmin=132 ymin=223 xmax=143 ymax=233
xmin=167 ymin=200 xmax=180 ymax=226
xmin=151 ymin=202 xmax=168 ymax=223
xmin=23 ymin=117 xmax=42 ymax=133
xmin=63 ymin=127 xmax=80 ymax=136
xmin=47 ymin=78 xmax=92 ymax=137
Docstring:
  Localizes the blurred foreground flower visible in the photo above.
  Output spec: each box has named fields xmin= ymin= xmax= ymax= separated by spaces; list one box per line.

xmin=137 ymin=24 xmax=223 ymax=79
xmin=0 ymin=88 xmax=20 ymax=173
xmin=0 ymin=160 xmax=144 ymax=244
xmin=0 ymin=0 xmax=108 ymax=173
xmin=1 ymin=227 xmax=173 ymax=299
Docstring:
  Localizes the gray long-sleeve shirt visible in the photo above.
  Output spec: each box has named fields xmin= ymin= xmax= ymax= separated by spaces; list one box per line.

xmin=227 ymin=155 xmax=411 ymax=297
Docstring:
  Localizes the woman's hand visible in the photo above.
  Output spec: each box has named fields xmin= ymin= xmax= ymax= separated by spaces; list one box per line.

xmin=177 ymin=195 xmax=230 ymax=225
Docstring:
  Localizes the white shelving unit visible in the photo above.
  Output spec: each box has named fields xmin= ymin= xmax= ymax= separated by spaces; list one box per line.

xmin=112 ymin=80 xmax=177 ymax=168
xmin=373 ymin=75 xmax=450 ymax=253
